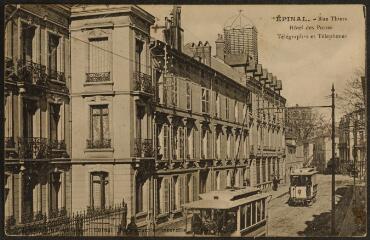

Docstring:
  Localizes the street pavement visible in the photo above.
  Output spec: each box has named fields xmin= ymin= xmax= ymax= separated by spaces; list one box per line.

xmin=267 ymin=174 xmax=355 ymax=237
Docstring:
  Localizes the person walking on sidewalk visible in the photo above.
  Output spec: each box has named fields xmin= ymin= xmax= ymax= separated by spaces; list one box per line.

xmin=273 ymin=173 xmax=279 ymax=191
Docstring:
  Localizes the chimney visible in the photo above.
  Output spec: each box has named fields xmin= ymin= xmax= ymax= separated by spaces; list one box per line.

xmin=203 ymin=41 xmax=211 ymax=66
xmin=215 ymin=34 xmax=225 ymax=61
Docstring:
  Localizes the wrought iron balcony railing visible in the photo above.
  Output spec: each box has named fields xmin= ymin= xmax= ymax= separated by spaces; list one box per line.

xmin=48 ymin=69 xmax=66 ymax=83
xmin=133 ymin=138 xmax=153 ymax=157
xmin=49 ymin=139 xmax=66 ymax=150
xmin=133 ymin=72 xmax=153 ymax=94
xmin=5 ymin=57 xmax=16 ymax=80
xmin=17 ymin=137 xmax=49 ymax=159
xmin=17 ymin=59 xmax=47 ymax=85
xmin=86 ymin=72 xmax=111 ymax=82
xmin=86 ymin=139 xmax=111 ymax=149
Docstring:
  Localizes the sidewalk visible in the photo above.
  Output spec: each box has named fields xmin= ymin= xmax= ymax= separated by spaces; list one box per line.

xmin=339 ymin=183 xmax=366 ymax=236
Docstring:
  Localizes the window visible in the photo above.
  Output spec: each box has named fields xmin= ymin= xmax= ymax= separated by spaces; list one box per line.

xmin=256 ymin=200 xmax=261 ymax=222
xmin=199 ymin=170 xmax=208 ymax=194
xmin=185 ymin=174 xmax=193 ymax=203
xmin=173 ymin=176 xmax=185 ymax=210
xmin=186 ymin=127 xmax=194 ymax=159
xmin=90 ymin=172 xmax=109 ymax=209
xmin=88 ymin=37 xmax=110 ymax=82
xmin=201 ymin=88 xmax=209 ymax=114
xmin=22 ymin=23 xmax=36 ymax=62
xmin=226 ymin=132 xmax=231 ymax=159
xmin=89 ymin=105 xmax=110 ymax=148
xmin=256 ymin=160 xmax=261 ymax=185
xmin=178 ymin=127 xmax=185 ymax=159
xmin=135 ymin=39 xmax=143 ymax=73
xmin=201 ymin=128 xmax=208 ymax=159
xmin=193 ymin=174 xmax=198 ymax=201
xmin=251 ymin=201 xmax=256 ymax=225
xmin=225 ymin=97 xmax=229 ymax=119
xmin=136 ymin=174 xmax=148 ymax=213
xmin=49 ymin=104 xmax=60 ymax=142
xmin=216 ymin=131 xmax=221 ymax=159
xmin=172 ymin=126 xmax=178 ymax=159
xmin=160 ymin=178 xmax=170 ymax=214
xmin=243 ymin=104 xmax=247 ymax=121
xmin=48 ymin=33 xmax=60 ymax=77
xmin=186 ymin=82 xmax=192 ymax=110
xmin=235 ymin=134 xmax=240 ymax=159
xmin=215 ymin=93 xmax=220 ymax=117
xmin=50 ymin=172 xmax=62 ymax=213
xmin=171 ymin=78 xmax=178 ymax=107
xmin=216 ymin=171 xmax=221 ymax=190
xmin=234 ymin=100 xmax=238 ymax=122
xmin=163 ymin=125 xmax=169 ymax=159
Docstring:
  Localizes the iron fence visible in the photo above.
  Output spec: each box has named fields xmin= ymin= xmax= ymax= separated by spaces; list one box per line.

xmin=6 ymin=201 xmax=128 ymax=236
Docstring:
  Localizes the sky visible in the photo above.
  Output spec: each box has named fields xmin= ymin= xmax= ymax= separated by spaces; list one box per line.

xmin=140 ymin=5 xmax=365 ymax=120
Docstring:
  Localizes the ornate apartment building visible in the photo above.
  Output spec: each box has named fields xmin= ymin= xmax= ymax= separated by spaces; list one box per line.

xmin=4 ymin=4 xmax=287 ymax=232
xmin=4 ymin=4 xmax=71 ymax=225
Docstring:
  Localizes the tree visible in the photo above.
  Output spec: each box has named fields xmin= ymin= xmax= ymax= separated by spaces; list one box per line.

xmin=337 ymin=68 xmax=365 ymax=115
xmin=285 ymin=106 xmax=330 ymax=144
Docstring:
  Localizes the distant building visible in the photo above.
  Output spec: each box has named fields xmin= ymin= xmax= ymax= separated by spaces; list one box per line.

xmin=312 ymin=134 xmax=339 ymax=174
xmin=338 ymin=108 xmax=366 ymax=179
xmin=284 ymin=133 xmax=304 ymax=184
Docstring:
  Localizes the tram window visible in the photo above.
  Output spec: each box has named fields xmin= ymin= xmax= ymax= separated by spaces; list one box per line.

xmin=291 ymin=176 xmax=307 ymax=186
xmin=252 ymin=202 xmax=256 ymax=225
xmin=257 ymin=201 xmax=261 ymax=222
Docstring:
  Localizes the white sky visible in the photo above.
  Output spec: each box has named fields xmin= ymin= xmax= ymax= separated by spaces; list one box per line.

xmin=140 ymin=5 xmax=365 ymax=120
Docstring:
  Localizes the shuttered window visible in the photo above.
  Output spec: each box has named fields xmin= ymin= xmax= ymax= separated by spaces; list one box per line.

xmin=186 ymin=82 xmax=192 ymax=110
xmin=201 ymin=88 xmax=209 ymax=113
xmin=163 ymin=125 xmax=169 ymax=160
xmin=49 ymin=104 xmax=60 ymax=141
xmin=178 ymin=127 xmax=185 ymax=159
xmin=90 ymin=172 xmax=109 ymax=209
xmin=48 ymin=33 xmax=60 ymax=73
xmin=179 ymin=175 xmax=185 ymax=206
xmin=89 ymin=37 xmax=110 ymax=73
xmin=161 ymin=178 xmax=169 ymax=213
xmin=90 ymin=105 xmax=110 ymax=148
xmin=193 ymin=174 xmax=198 ymax=201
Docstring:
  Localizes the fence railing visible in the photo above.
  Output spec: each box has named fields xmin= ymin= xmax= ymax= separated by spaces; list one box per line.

xmin=6 ymin=201 xmax=128 ymax=236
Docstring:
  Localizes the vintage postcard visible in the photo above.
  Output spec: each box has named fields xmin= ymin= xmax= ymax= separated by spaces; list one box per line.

xmin=3 ymin=3 xmax=366 ymax=237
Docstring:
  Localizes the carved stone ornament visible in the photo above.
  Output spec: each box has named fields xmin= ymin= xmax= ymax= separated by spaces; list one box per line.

xmin=88 ymin=28 xmax=110 ymax=39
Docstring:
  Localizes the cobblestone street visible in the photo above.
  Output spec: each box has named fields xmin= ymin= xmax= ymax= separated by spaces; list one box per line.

xmin=267 ymin=174 xmax=357 ymax=237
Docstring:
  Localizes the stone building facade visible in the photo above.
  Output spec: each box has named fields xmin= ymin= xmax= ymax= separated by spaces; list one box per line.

xmin=4 ymin=4 xmax=287 ymax=232
xmin=4 ymin=4 xmax=71 ymax=224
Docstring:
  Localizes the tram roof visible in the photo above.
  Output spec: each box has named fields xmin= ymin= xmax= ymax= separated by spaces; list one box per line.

xmin=199 ymin=187 xmax=261 ymax=202
xmin=291 ymin=168 xmax=318 ymax=176
xmin=182 ymin=192 xmax=269 ymax=210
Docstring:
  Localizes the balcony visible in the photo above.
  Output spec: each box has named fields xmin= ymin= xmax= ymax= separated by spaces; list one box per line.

xmin=49 ymin=140 xmax=66 ymax=150
xmin=86 ymin=139 xmax=111 ymax=149
xmin=133 ymin=72 xmax=153 ymax=94
xmin=17 ymin=60 xmax=47 ymax=85
xmin=133 ymin=138 xmax=153 ymax=158
xmin=17 ymin=137 xmax=49 ymax=159
xmin=86 ymin=72 xmax=110 ymax=82
xmin=5 ymin=57 xmax=16 ymax=80
xmin=48 ymin=69 xmax=66 ymax=83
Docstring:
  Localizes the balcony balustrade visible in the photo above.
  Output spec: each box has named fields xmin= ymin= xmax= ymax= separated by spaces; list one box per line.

xmin=49 ymin=69 xmax=66 ymax=83
xmin=133 ymin=72 xmax=153 ymax=94
xmin=5 ymin=57 xmax=16 ymax=80
xmin=49 ymin=139 xmax=66 ymax=150
xmin=86 ymin=139 xmax=111 ymax=149
xmin=17 ymin=59 xmax=47 ymax=85
xmin=17 ymin=137 xmax=49 ymax=159
xmin=133 ymin=138 xmax=153 ymax=157
xmin=86 ymin=72 xmax=110 ymax=82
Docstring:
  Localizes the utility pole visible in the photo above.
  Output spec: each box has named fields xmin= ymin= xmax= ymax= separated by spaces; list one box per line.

xmin=331 ymin=84 xmax=336 ymax=235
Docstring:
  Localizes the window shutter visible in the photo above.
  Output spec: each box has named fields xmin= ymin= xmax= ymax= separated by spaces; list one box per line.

xmin=179 ymin=175 xmax=184 ymax=206
xmin=164 ymin=178 xmax=169 ymax=213
xmin=193 ymin=174 xmax=198 ymax=201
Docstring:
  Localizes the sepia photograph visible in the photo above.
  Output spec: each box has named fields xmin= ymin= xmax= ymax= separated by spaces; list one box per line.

xmin=3 ymin=3 xmax=367 ymax=237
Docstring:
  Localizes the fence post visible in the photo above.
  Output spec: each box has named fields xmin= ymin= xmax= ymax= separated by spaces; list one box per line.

xmin=117 ymin=198 xmax=128 ymax=236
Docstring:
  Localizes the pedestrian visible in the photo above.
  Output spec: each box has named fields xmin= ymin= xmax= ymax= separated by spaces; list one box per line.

xmin=126 ymin=216 xmax=139 ymax=236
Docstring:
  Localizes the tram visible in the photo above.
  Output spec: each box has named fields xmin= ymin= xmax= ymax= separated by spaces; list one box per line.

xmin=288 ymin=168 xmax=318 ymax=206
xmin=182 ymin=187 xmax=270 ymax=237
